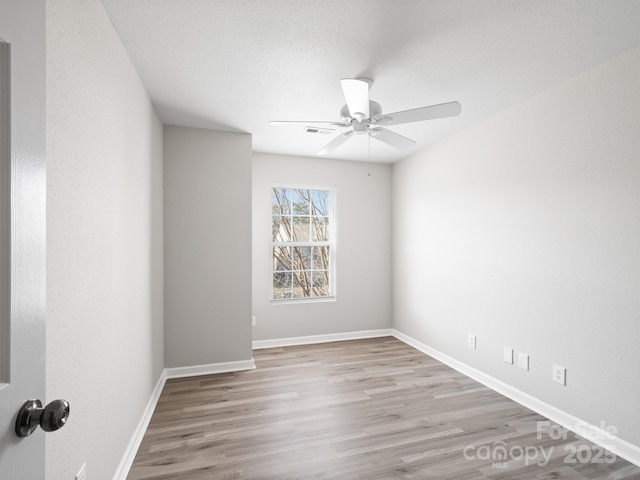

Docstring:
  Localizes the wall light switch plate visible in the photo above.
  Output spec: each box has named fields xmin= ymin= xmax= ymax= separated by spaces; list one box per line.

xmin=518 ymin=352 xmax=529 ymax=371
xmin=468 ymin=334 xmax=476 ymax=349
xmin=504 ymin=347 xmax=513 ymax=364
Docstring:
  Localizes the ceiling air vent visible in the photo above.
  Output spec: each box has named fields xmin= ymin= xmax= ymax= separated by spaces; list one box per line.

xmin=304 ymin=126 xmax=333 ymax=135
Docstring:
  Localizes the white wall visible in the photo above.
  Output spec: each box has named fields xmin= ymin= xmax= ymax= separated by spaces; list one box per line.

xmin=46 ymin=0 xmax=164 ymax=478
xmin=164 ymin=126 xmax=253 ymax=367
xmin=252 ymin=153 xmax=392 ymax=340
xmin=393 ymin=45 xmax=640 ymax=446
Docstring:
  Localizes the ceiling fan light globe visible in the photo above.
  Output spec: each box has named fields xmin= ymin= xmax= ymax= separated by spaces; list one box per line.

xmin=352 ymin=118 xmax=369 ymax=135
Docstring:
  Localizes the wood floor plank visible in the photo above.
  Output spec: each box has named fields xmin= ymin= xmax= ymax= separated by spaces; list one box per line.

xmin=127 ymin=337 xmax=640 ymax=479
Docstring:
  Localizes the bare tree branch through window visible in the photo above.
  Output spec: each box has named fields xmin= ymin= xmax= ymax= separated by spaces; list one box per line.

xmin=271 ymin=187 xmax=333 ymax=300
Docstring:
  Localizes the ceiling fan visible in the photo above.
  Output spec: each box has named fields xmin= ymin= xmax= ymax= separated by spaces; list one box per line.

xmin=270 ymin=78 xmax=462 ymax=155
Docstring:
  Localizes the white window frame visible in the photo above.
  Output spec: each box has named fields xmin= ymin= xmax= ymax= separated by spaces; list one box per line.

xmin=269 ymin=184 xmax=336 ymax=304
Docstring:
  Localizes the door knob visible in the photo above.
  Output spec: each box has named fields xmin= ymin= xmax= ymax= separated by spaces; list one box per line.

xmin=15 ymin=399 xmax=70 ymax=437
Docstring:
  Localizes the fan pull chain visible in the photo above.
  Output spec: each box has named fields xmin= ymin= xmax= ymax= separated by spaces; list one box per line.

xmin=368 ymin=134 xmax=371 ymax=176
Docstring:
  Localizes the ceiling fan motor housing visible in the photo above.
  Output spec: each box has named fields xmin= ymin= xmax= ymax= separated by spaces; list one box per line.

xmin=340 ymin=101 xmax=382 ymax=124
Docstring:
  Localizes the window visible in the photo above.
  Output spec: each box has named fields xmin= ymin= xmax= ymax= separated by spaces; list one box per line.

xmin=271 ymin=186 xmax=335 ymax=301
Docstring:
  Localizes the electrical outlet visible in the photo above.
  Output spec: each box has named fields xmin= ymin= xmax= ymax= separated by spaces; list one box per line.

xmin=468 ymin=334 xmax=476 ymax=349
xmin=75 ymin=463 xmax=86 ymax=480
xmin=251 ymin=315 xmax=256 ymax=327
xmin=518 ymin=352 xmax=529 ymax=371
xmin=553 ymin=364 xmax=566 ymax=385
xmin=504 ymin=347 xmax=513 ymax=364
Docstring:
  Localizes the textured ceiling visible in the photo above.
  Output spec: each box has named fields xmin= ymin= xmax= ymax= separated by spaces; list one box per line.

xmin=101 ymin=0 xmax=640 ymax=163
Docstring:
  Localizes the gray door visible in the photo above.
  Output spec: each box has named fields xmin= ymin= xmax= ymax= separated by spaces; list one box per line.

xmin=0 ymin=0 xmax=47 ymax=478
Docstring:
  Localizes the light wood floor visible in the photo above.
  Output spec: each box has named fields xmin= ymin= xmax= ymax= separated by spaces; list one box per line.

xmin=127 ymin=337 xmax=640 ymax=479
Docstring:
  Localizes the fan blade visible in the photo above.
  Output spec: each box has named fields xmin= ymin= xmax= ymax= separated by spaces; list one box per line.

xmin=378 ymin=101 xmax=461 ymax=126
xmin=370 ymin=127 xmax=415 ymax=149
xmin=270 ymin=120 xmax=349 ymax=128
xmin=318 ymin=131 xmax=354 ymax=155
xmin=340 ymin=78 xmax=370 ymax=120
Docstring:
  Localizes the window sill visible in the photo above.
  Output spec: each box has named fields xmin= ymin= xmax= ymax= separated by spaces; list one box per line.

xmin=270 ymin=296 xmax=336 ymax=306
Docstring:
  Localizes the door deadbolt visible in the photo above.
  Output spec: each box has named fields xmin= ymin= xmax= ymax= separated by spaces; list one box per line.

xmin=15 ymin=399 xmax=70 ymax=437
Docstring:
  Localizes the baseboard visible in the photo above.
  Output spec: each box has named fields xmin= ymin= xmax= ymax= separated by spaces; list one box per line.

xmin=113 ymin=358 xmax=257 ymax=479
xmin=164 ymin=358 xmax=256 ymax=379
xmin=112 ymin=370 xmax=167 ymax=480
xmin=252 ymin=328 xmax=393 ymax=350
xmin=391 ymin=329 xmax=640 ymax=468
